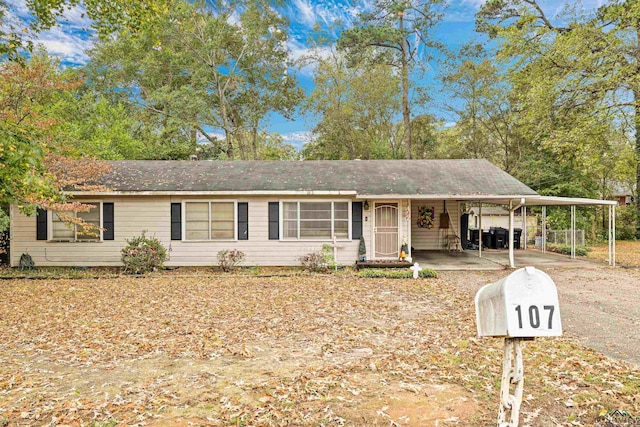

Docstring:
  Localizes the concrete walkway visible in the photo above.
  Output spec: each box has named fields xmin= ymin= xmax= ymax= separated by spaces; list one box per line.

xmin=412 ymin=249 xmax=600 ymax=271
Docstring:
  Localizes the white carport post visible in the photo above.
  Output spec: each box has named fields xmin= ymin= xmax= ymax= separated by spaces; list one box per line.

xmin=542 ymin=206 xmax=547 ymax=253
xmin=509 ymin=201 xmax=515 ymax=268
xmin=608 ymin=205 xmax=612 ymax=265
xmin=522 ymin=206 xmax=527 ymax=250
xmin=508 ymin=198 xmax=524 ymax=269
xmin=609 ymin=204 xmax=616 ymax=266
xmin=570 ymin=205 xmax=576 ymax=259
xmin=478 ymin=202 xmax=483 ymax=259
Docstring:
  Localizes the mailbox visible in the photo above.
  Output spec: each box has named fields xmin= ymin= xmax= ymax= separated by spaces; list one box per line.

xmin=475 ymin=266 xmax=562 ymax=338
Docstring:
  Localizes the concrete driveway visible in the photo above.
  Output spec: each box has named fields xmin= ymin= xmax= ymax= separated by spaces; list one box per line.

xmin=412 ymin=248 xmax=600 ymax=271
xmin=438 ymin=264 xmax=640 ymax=367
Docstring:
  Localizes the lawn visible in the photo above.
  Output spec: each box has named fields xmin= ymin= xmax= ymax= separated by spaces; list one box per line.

xmin=1 ymin=275 xmax=639 ymax=426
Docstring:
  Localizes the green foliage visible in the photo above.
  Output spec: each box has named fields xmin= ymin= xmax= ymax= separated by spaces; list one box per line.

xmin=358 ymin=268 xmax=437 ymax=279
xmin=476 ymin=0 xmax=640 ymax=235
xmin=86 ymin=0 xmax=303 ymax=161
xmin=616 ymin=206 xmax=638 ymax=241
xmin=217 ymin=249 xmax=246 ymax=272
xmin=0 ymin=52 xmax=111 ymax=233
xmin=1 ymin=0 xmax=172 ymax=61
xmin=121 ymin=231 xmax=168 ymax=274
xmin=337 ymin=0 xmax=445 ymax=158
xmin=321 ymin=244 xmax=336 ymax=269
xmin=54 ymin=92 xmax=154 ymax=160
xmin=302 ymin=50 xmax=402 ymax=159
xmin=546 ymin=244 xmax=590 ymax=257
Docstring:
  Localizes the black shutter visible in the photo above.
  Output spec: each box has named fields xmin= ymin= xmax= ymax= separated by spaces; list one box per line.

xmin=268 ymin=202 xmax=279 ymax=240
xmin=103 ymin=203 xmax=114 ymax=240
xmin=171 ymin=203 xmax=182 ymax=240
xmin=238 ymin=202 xmax=248 ymax=240
xmin=36 ymin=208 xmax=48 ymax=240
xmin=352 ymin=202 xmax=363 ymax=240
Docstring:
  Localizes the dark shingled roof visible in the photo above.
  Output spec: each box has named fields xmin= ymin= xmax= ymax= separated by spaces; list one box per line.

xmin=88 ymin=159 xmax=538 ymax=197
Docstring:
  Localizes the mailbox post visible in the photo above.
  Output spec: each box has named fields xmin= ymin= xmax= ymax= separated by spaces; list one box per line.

xmin=475 ymin=267 xmax=562 ymax=427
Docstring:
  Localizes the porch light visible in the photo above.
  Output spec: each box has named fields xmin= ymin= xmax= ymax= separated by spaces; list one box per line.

xmin=364 ymin=200 xmax=370 ymax=211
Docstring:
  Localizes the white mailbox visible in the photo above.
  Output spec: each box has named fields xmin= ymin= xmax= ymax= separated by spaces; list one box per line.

xmin=475 ymin=266 xmax=562 ymax=338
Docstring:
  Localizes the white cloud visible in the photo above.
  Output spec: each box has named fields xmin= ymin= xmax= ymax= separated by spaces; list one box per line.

xmin=33 ymin=25 xmax=93 ymax=65
xmin=58 ymin=4 xmax=92 ymax=28
xmin=293 ymin=0 xmax=316 ymax=27
xmin=287 ymin=0 xmax=367 ymax=30
xmin=281 ymin=131 xmax=312 ymax=149
xmin=3 ymin=0 xmax=94 ymax=65
xmin=460 ymin=0 xmax=487 ymax=9
xmin=287 ymin=38 xmax=333 ymax=76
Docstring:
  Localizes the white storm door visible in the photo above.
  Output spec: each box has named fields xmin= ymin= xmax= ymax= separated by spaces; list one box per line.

xmin=374 ymin=203 xmax=399 ymax=258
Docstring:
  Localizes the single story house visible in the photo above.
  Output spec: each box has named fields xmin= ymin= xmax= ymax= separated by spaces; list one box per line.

xmin=8 ymin=159 xmax=617 ymax=268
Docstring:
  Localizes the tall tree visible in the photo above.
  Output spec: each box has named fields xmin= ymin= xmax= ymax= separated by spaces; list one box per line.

xmin=303 ymin=50 xmax=402 ymax=159
xmin=439 ymin=43 xmax=521 ymax=171
xmin=86 ymin=0 xmax=302 ymax=160
xmin=0 ymin=53 xmax=110 ymax=232
xmin=338 ymin=0 xmax=444 ymax=159
xmin=477 ymin=0 xmax=640 ymax=234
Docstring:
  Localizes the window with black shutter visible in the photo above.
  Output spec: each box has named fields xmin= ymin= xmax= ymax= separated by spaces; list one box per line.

xmin=36 ymin=208 xmax=47 ymax=240
xmin=352 ymin=202 xmax=363 ymax=240
xmin=268 ymin=202 xmax=279 ymax=240
xmin=171 ymin=203 xmax=182 ymax=240
xmin=103 ymin=203 xmax=114 ymax=240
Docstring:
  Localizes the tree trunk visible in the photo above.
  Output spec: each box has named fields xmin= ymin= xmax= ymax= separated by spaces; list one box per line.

xmin=251 ymin=125 xmax=258 ymax=160
xmin=399 ymin=12 xmax=412 ymax=159
xmin=634 ymin=28 xmax=640 ymax=237
xmin=218 ymin=86 xmax=234 ymax=159
xmin=635 ymin=94 xmax=640 ymax=237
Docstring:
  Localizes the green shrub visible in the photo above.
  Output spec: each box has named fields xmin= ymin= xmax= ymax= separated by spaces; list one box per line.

xmin=217 ymin=249 xmax=245 ymax=272
xmin=121 ymin=231 xmax=168 ymax=274
xmin=546 ymin=243 xmax=590 ymax=257
xmin=616 ymin=205 xmax=638 ymax=241
xmin=358 ymin=268 xmax=437 ymax=279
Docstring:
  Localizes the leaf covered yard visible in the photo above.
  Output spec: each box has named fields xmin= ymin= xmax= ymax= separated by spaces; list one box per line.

xmin=1 ymin=275 xmax=638 ymax=426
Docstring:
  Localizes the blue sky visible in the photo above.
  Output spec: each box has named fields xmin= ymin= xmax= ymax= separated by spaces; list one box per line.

xmin=4 ymin=0 xmax=607 ymax=149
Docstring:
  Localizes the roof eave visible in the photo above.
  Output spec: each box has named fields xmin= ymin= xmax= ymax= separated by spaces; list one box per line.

xmin=68 ymin=190 xmax=359 ymax=197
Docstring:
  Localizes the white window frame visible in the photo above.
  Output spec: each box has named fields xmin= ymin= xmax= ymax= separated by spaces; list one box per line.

xmin=48 ymin=201 xmax=103 ymax=242
xmin=279 ymin=200 xmax=351 ymax=241
xmin=182 ymin=200 xmax=238 ymax=242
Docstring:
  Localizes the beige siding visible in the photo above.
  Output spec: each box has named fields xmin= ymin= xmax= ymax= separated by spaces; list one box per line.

xmin=410 ymin=200 xmax=460 ymax=250
xmin=10 ymin=196 xmax=360 ymax=267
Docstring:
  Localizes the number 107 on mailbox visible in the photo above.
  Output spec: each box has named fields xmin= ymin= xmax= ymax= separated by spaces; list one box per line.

xmin=475 ymin=266 xmax=562 ymax=338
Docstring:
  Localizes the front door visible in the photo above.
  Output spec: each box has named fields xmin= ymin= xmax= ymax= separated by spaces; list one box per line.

xmin=374 ymin=203 xmax=399 ymax=258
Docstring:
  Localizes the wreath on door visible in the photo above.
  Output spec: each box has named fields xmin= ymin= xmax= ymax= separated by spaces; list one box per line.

xmin=417 ymin=206 xmax=435 ymax=229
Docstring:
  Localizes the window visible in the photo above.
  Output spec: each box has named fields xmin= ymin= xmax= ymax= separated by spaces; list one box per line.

xmin=51 ymin=202 xmax=101 ymax=241
xmin=282 ymin=201 xmax=350 ymax=240
xmin=184 ymin=201 xmax=235 ymax=240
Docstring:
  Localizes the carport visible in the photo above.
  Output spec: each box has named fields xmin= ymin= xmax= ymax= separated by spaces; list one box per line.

xmin=471 ymin=196 xmax=618 ymax=268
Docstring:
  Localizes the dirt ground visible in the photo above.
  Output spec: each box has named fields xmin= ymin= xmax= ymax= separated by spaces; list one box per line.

xmin=1 ymin=269 xmax=639 ymax=426
xmin=588 ymin=240 xmax=640 ymax=267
